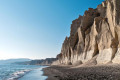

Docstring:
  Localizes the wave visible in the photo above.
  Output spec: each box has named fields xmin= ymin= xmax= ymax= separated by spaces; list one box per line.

xmin=6 ymin=69 xmax=32 ymax=80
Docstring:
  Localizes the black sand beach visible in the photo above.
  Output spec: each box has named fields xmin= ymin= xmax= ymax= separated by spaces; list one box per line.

xmin=43 ymin=64 xmax=120 ymax=80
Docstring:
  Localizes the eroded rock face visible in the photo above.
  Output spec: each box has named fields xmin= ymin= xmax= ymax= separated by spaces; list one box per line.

xmin=53 ymin=0 xmax=120 ymax=65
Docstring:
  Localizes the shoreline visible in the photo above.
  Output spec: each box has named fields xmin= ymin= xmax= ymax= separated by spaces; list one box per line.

xmin=19 ymin=67 xmax=47 ymax=80
xmin=43 ymin=64 xmax=120 ymax=80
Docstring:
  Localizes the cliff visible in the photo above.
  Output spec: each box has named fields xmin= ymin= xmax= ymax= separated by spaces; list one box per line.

xmin=53 ymin=0 xmax=120 ymax=65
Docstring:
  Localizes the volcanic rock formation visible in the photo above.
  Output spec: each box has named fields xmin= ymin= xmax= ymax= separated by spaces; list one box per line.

xmin=53 ymin=0 xmax=120 ymax=65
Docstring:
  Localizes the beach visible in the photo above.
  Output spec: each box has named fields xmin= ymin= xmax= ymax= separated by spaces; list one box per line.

xmin=43 ymin=64 xmax=120 ymax=80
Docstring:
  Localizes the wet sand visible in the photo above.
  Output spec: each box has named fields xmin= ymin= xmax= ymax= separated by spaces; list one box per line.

xmin=43 ymin=64 xmax=120 ymax=80
xmin=19 ymin=67 xmax=47 ymax=80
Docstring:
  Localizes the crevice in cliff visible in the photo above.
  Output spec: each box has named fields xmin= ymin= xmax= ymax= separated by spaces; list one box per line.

xmin=84 ymin=35 xmax=90 ymax=59
xmin=93 ymin=41 xmax=99 ymax=57
xmin=73 ymin=32 xmax=79 ymax=50
xmin=68 ymin=48 xmax=71 ymax=60
xmin=111 ymin=30 xmax=119 ymax=60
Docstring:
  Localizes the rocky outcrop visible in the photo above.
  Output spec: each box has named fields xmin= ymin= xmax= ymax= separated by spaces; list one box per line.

xmin=15 ymin=58 xmax=57 ymax=65
xmin=53 ymin=0 xmax=120 ymax=65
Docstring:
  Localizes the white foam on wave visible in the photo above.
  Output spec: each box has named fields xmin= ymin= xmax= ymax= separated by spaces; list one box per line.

xmin=6 ymin=69 xmax=32 ymax=80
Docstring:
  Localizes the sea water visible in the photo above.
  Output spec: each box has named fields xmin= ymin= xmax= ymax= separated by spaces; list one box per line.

xmin=0 ymin=64 xmax=47 ymax=80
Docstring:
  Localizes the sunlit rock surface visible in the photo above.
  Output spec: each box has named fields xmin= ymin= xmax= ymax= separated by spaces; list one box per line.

xmin=52 ymin=0 xmax=120 ymax=65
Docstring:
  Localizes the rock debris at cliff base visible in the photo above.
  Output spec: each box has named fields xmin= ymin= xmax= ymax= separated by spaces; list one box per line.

xmin=43 ymin=64 xmax=120 ymax=80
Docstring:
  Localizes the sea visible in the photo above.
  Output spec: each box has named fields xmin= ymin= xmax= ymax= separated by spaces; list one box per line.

xmin=0 ymin=64 xmax=47 ymax=80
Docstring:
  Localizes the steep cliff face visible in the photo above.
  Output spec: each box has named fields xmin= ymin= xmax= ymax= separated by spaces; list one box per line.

xmin=53 ymin=0 xmax=120 ymax=65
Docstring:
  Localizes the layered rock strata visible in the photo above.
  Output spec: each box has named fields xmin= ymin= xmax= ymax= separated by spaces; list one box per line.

xmin=53 ymin=0 xmax=120 ymax=65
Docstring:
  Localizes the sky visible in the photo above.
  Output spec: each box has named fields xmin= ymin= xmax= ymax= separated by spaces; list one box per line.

xmin=0 ymin=0 xmax=104 ymax=60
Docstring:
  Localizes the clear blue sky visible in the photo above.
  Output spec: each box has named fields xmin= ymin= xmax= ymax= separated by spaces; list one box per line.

xmin=0 ymin=0 xmax=104 ymax=60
